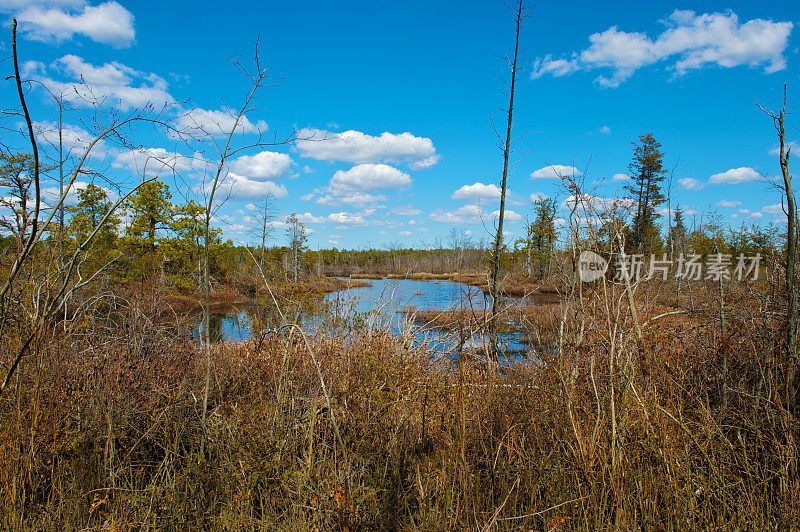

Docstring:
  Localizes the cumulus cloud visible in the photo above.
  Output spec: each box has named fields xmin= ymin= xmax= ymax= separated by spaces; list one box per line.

xmin=204 ymin=173 xmax=288 ymax=200
xmin=531 ymin=10 xmax=793 ymax=87
xmin=12 ymin=1 xmax=135 ymax=47
xmin=530 ymin=164 xmax=581 ymax=179
xmin=708 ymin=167 xmax=760 ymax=184
xmin=176 ymin=108 xmax=267 ymax=137
xmin=717 ymin=199 xmax=741 ymax=208
xmin=428 ymin=204 xmax=519 ymax=225
xmin=327 ymin=211 xmax=369 ymax=226
xmin=611 ymin=173 xmax=631 ymax=182
xmin=296 ymin=128 xmax=438 ymax=168
xmin=429 ymin=204 xmax=485 ymax=224
xmin=294 ymin=212 xmax=326 ymax=224
xmin=492 ymin=209 xmax=522 ymax=222
xmin=27 ymin=54 xmax=173 ymax=110
xmin=451 ymin=182 xmax=501 ymax=202
xmin=34 ymin=120 xmax=103 ymax=156
xmin=315 ymin=163 xmax=410 ymax=206
xmin=113 ymin=148 xmax=205 ymax=176
xmin=229 ymin=151 xmax=293 ymax=180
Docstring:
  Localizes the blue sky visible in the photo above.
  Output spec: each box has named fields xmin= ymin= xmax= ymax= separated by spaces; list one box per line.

xmin=2 ymin=0 xmax=799 ymax=249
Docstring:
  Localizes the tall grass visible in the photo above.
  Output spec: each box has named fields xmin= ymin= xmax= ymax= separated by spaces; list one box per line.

xmin=0 ymin=275 xmax=798 ymax=530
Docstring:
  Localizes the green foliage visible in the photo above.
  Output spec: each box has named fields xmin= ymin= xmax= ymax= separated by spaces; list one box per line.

xmin=125 ymin=180 xmax=173 ymax=252
xmin=625 ymin=133 xmax=667 ymax=252
xmin=67 ymin=183 xmax=118 ymax=247
xmin=518 ymin=197 xmax=557 ymax=278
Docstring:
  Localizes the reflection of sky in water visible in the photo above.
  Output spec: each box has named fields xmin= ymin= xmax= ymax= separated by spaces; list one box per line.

xmin=201 ymin=278 xmax=532 ymax=359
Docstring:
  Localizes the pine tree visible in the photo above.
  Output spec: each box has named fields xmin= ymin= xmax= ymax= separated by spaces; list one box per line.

xmin=67 ymin=183 xmax=118 ymax=247
xmin=285 ymin=214 xmax=308 ymax=283
xmin=668 ymin=205 xmax=687 ymax=256
xmin=527 ymin=197 xmax=557 ymax=278
xmin=125 ymin=180 xmax=173 ymax=252
xmin=625 ymin=133 xmax=666 ymax=252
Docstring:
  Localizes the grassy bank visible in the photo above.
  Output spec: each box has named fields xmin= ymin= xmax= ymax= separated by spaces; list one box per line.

xmin=1 ymin=277 xmax=797 ymax=530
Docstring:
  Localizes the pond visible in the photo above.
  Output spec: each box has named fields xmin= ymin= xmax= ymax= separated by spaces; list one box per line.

xmin=200 ymin=277 xmax=535 ymax=360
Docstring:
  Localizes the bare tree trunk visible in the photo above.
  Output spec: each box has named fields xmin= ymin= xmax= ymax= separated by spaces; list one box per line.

xmin=489 ymin=0 xmax=524 ymax=362
xmin=759 ymin=85 xmax=798 ymax=381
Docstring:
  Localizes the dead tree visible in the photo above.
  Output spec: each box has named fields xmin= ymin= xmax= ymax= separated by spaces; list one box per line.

xmin=758 ymin=84 xmax=798 ymax=378
xmin=489 ymin=0 xmax=527 ymax=362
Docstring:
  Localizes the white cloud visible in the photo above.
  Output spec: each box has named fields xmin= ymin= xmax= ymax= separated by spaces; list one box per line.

xmin=295 ymin=212 xmax=326 ymax=224
xmin=530 ymin=164 xmax=581 ymax=179
xmin=769 ymin=141 xmax=799 ymax=157
xmin=330 ymin=163 xmax=411 ymax=191
xmin=229 ymin=151 xmax=293 ymax=180
xmin=207 ymin=173 xmax=288 ymax=200
xmin=717 ymin=199 xmax=741 ymax=208
xmin=392 ymin=205 xmax=422 ymax=216
xmin=751 ymin=212 xmax=763 ymax=218
xmin=327 ymin=211 xmax=369 ymax=226
xmin=708 ymin=167 xmax=760 ymax=184
xmin=531 ymin=10 xmax=793 ymax=87
xmin=300 ymin=193 xmax=314 ymax=201
xmin=113 ymin=148 xmax=205 ymax=176
xmin=31 ymin=54 xmax=173 ymax=110
xmin=14 ymin=1 xmax=135 ymax=47
xmin=315 ymin=163 xmax=410 ymax=206
xmin=531 ymin=54 xmax=581 ymax=78
xmin=34 ymin=120 xmax=103 ymax=156
xmin=599 ymin=126 xmax=612 ymax=135
xmin=492 ymin=209 xmax=521 ymax=222
xmin=430 ymin=204 xmax=485 ymax=224
xmin=561 ymin=193 xmax=635 ymax=214
xmin=762 ymin=203 xmax=783 ymax=214
xmin=611 ymin=173 xmax=631 ymax=182
xmin=398 ymin=230 xmax=413 ymax=237
xmin=42 ymin=179 xmax=116 ymax=205
xmin=678 ymin=177 xmax=705 ymax=190
xmin=296 ymin=128 xmax=438 ymax=168
xmin=530 ymin=192 xmax=547 ymax=202
xmin=316 ymin=192 xmax=386 ymax=207
xmin=451 ymin=182 xmax=501 ymax=202
xmin=176 ymin=108 xmax=267 ymax=137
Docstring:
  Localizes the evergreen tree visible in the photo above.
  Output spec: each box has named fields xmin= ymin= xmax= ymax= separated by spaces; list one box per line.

xmin=526 ymin=197 xmax=557 ymax=278
xmin=67 ymin=183 xmax=118 ymax=246
xmin=625 ymin=133 xmax=667 ymax=251
xmin=285 ymin=214 xmax=308 ymax=282
xmin=668 ymin=205 xmax=687 ymax=256
xmin=125 ymin=180 xmax=173 ymax=252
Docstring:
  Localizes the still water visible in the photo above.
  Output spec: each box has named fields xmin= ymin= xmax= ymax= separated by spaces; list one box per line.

xmin=201 ymin=277 xmax=532 ymax=358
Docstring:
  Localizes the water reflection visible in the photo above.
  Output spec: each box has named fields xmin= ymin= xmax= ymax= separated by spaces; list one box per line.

xmin=197 ymin=277 xmax=534 ymax=359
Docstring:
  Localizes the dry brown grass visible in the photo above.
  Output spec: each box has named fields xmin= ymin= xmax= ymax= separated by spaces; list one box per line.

xmin=0 ymin=276 xmax=798 ymax=530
